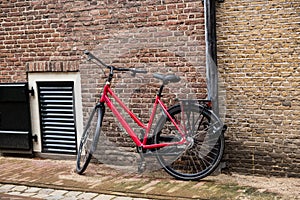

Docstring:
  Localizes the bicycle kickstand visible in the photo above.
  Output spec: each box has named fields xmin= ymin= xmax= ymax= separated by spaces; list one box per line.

xmin=137 ymin=146 xmax=146 ymax=173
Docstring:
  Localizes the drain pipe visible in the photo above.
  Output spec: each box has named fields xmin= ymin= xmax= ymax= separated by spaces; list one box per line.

xmin=204 ymin=0 xmax=220 ymax=116
xmin=204 ymin=0 xmax=227 ymax=173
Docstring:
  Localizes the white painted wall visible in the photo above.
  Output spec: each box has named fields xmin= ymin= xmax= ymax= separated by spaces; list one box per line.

xmin=28 ymin=72 xmax=83 ymax=153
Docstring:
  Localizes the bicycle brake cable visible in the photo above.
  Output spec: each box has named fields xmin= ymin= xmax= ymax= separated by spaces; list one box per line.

xmin=90 ymin=59 xmax=107 ymax=77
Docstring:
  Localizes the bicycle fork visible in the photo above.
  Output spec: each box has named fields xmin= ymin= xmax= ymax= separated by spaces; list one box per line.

xmin=90 ymin=102 xmax=106 ymax=153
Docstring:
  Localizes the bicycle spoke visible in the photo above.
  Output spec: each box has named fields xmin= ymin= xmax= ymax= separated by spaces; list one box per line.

xmin=76 ymin=106 xmax=102 ymax=174
xmin=155 ymin=104 xmax=224 ymax=180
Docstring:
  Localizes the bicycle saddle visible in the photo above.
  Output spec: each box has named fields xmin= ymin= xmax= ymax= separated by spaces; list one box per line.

xmin=153 ymin=73 xmax=181 ymax=84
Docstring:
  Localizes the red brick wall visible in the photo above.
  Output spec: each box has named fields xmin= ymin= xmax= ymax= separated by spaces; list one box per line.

xmin=72 ymin=1 xmax=207 ymax=164
xmin=0 ymin=0 xmax=80 ymax=81
xmin=0 ymin=0 xmax=206 ymax=89
xmin=1 ymin=0 xmax=206 ymax=164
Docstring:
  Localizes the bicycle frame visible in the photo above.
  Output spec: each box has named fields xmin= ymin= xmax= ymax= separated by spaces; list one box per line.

xmin=77 ymin=50 xmax=226 ymax=180
xmin=99 ymin=83 xmax=187 ymax=150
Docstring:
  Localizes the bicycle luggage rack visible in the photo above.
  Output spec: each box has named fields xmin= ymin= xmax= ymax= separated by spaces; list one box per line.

xmin=175 ymin=99 xmax=213 ymax=109
xmin=177 ymin=98 xmax=227 ymax=134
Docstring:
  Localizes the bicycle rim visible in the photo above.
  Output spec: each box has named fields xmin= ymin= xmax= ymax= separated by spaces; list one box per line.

xmin=76 ymin=106 xmax=102 ymax=174
xmin=154 ymin=104 xmax=224 ymax=180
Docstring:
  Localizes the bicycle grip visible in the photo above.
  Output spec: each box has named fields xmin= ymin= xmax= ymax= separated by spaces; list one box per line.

xmin=84 ymin=50 xmax=90 ymax=55
xmin=134 ymin=69 xmax=148 ymax=74
xmin=84 ymin=50 xmax=93 ymax=60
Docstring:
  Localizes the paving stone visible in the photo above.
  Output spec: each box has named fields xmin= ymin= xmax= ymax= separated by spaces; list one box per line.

xmin=47 ymin=195 xmax=65 ymax=200
xmin=49 ymin=189 xmax=68 ymax=196
xmin=76 ymin=192 xmax=99 ymax=199
xmin=115 ymin=196 xmax=147 ymax=200
xmin=113 ymin=197 xmax=134 ymax=200
xmin=0 ymin=184 xmax=16 ymax=192
xmin=92 ymin=194 xmax=116 ymax=200
xmin=64 ymin=191 xmax=82 ymax=197
xmin=12 ymin=185 xmax=28 ymax=192
xmin=25 ymin=187 xmax=42 ymax=193
xmin=63 ymin=197 xmax=81 ymax=200
xmin=32 ymin=193 xmax=51 ymax=199
xmin=0 ymin=193 xmax=43 ymax=200
xmin=7 ymin=191 xmax=21 ymax=196
xmin=37 ymin=188 xmax=55 ymax=195
xmin=19 ymin=192 xmax=37 ymax=197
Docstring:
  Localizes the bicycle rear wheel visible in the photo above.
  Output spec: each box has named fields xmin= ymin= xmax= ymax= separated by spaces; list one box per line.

xmin=76 ymin=104 xmax=103 ymax=174
xmin=154 ymin=104 xmax=224 ymax=180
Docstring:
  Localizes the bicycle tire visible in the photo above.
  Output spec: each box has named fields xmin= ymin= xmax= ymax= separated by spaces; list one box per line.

xmin=154 ymin=104 xmax=224 ymax=180
xmin=76 ymin=104 xmax=103 ymax=174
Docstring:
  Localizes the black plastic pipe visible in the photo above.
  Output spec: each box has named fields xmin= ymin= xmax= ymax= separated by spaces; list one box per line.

xmin=204 ymin=0 xmax=219 ymax=116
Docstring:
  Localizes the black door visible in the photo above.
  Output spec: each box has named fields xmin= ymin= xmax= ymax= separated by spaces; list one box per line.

xmin=0 ymin=83 xmax=33 ymax=154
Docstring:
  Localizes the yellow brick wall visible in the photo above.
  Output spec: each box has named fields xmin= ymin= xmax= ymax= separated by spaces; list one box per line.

xmin=217 ymin=0 xmax=300 ymax=177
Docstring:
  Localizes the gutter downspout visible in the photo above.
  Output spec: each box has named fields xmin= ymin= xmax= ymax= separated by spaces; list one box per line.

xmin=204 ymin=0 xmax=219 ymax=116
xmin=204 ymin=0 xmax=227 ymax=173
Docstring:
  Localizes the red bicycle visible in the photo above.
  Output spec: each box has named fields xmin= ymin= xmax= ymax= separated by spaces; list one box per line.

xmin=76 ymin=50 xmax=226 ymax=180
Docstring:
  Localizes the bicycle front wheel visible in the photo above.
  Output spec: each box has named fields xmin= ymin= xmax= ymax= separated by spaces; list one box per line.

xmin=76 ymin=104 xmax=103 ymax=174
xmin=154 ymin=104 xmax=224 ymax=180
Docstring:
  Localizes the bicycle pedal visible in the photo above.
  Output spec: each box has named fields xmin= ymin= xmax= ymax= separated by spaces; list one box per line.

xmin=137 ymin=162 xmax=146 ymax=173
xmin=222 ymin=124 xmax=227 ymax=133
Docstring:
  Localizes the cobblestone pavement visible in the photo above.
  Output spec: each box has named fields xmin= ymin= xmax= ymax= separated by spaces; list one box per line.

xmin=0 ymin=183 xmax=149 ymax=200
xmin=0 ymin=156 xmax=299 ymax=199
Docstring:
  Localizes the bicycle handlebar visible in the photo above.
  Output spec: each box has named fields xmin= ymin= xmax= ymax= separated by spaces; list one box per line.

xmin=84 ymin=50 xmax=147 ymax=75
xmin=84 ymin=50 xmax=109 ymax=68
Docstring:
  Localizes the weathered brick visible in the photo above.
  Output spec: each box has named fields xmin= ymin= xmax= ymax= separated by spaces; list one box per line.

xmin=1 ymin=0 xmax=298 ymax=178
xmin=217 ymin=0 xmax=300 ymax=177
